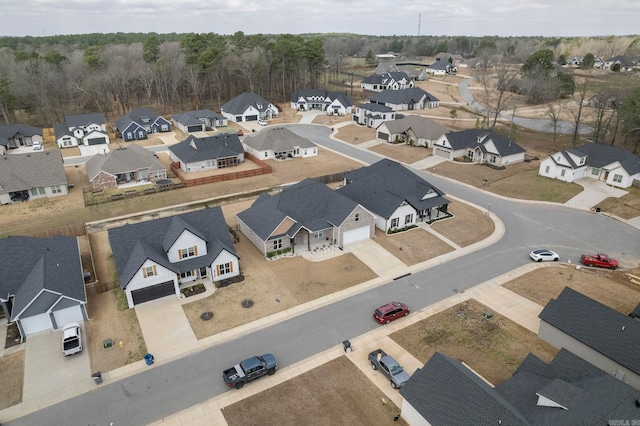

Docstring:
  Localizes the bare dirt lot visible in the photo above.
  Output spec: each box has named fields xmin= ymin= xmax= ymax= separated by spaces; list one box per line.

xmin=367 ymin=143 xmax=431 ymax=164
xmin=222 ymin=356 xmax=406 ymax=426
xmin=335 ymin=124 xmax=376 ymax=144
xmin=0 ymin=350 xmax=24 ymax=410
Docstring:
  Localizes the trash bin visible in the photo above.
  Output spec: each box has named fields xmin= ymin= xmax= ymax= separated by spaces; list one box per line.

xmin=91 ymin=372 xmax=102 ymax=385
xmin=342 ymin=340 xmax=352 ymax=353
xmin=144 ymin=353 xmax=154 ymax=366
xmin=595 ymin=207 xmax=601 ymax=213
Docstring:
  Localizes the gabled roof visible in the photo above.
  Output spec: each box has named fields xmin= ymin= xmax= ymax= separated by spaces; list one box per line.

xmin=539 ymin=287 xmax=640 ymax=375
xmin=0 ymin=236 xmax=85 ymax=319
xmin=370 ymin=88 xmax=438 ymax=105
xmin=575 ymin=143 xmax=640 ymax=176
xmin=290 ymin=88 xmax=328 ymax=102
xmin=116 ymin=107 xmax=168 ymax=132
xmin=53 ymin=122 xmax=73 ymax=140
xmin=237 ymin=178 xmax=362 ymax=241
xmin=374 ymin=62 xmax=399 ymax=75
xmin=442 ymin=129 xmax=525 ymax=156
xmin=222 ymin=92 xmax=274 ymax=115
xmin=338 ymin=159 xmax=449 ymax=219
xmin=172 ymin=110 xmax=225 ymax=126
xmin=326 ymin=91 xmax=353 ymax=107
xmin=0 ymin=151 xmax=67 ymax=194
xmin=169 ymin=134 xmax=244 ymax=164
xmin=64 ymin=113 xmax=106 ymax=128
xmin=85 ymin=143 xmax=165 ymax=181
xmin=428 ymin=61 xmax=451 ymax=71
xmin=0 ymin=124 xmax=43 ymax=146
xmin=379 ymin=115 xmax=446 ymax=140
xmin=108 ymin=208 xmax=237 ymax=289
xmin=361 ymin=72 xmax=412 ymax=85
xmin=357 ymin=103 xmax=394 ymax=113
xmin=242 ymin=127 xmax=315 ymax=152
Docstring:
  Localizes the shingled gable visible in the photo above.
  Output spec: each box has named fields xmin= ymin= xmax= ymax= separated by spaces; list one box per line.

xmin=161 ymin=215 xmax=208 ymax=253
xmin=379 ymin=115 xmax=447 ymax=140
xmin=538 ymin=287 xmax=640 ymax=375
xmin=169 ymin=134 xmax=244 ymax=164
xmin=441 ymin=128 xmax=525 ymax=156
xmin=65 ymin=112 xmax=106 ymax=128
xmin=222 ymin=92 xmax=274 ymax=115
xmin=242 ymin=127 xmax=316 ymax=152
xmin=370 ymin=87 xmax=439 ymax=106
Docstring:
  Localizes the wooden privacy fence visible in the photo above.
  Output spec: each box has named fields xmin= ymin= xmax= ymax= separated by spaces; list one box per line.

xmin=30 ymin=222 xmax=86 ymax=238
xmin=170 ymin=153 xmax=272 ymax=188
xmin=85 ymin=280 xmax=119 ymax=295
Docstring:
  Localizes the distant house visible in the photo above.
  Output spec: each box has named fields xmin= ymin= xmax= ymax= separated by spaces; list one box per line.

xmin=360 ymin=72 xmax=414 ymax=92
xmin=116 ymin=108 xmax=172 ymax=142
xmin=0 ymin=236 xmax=88 ymax=340
xmin=432 ymin=129 xmax=526 ymax=166
xmin=593 ymin=57 xmax=606 ymax=68
xmin=376 ymin=115 xmax=447 ymax=147
xmin=0 ymin=151 xmax=68 ymax=204
xmin=566 ymin=56 xmax=582 ymax=66
xmin=289 ymin=89 xmax=353 ymax=116
xmin=352 ymin=103 xmax=396 ymax=128
xmin=426 ymin=61 xmax=456 ymax=76
xmin=604 ymin=55 xmax=636 ymax=72
xmin=54 ymin=113 xmax=109 ymax=152
xmin=539 ymin=287 xmax=640 ymax=390
xmin=538 ymin=143 xmax=640 ymax=188
xmin=338 ymin=159 xmax=450 ymax=231
xmin=168 ymin=133 xmax=245 ymax=174
xmin=369 ymin=88 xmax=439 ymax=111
xmin=434 ymin=52 xmax=464 ymax=65
xmin=85 ymin=143 xmax=167 ymax=190
xmin=0 ymin=124 xmax=43 ymax=151
xmin=242 ymin=127 xmax=317 ymax=160
xmin=237 ymin=178 xmax=376 ymax=256
xmin=375 ymin=53 xmax=398 ymax=61
xmin=221 ymin=92 xmax=278 ymax=123
xmin=172 ymin=110 xmax=227 ymax=133
xmin=108 ymin=208 xmax=239 ymax=308
xmin=400 ymin=348 xmax=640 ymax=425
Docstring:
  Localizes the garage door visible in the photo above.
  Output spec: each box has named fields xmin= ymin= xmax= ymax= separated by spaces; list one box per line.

xmin=377 ymin=132 xmax=389 ymax=141
xmin=21 ymin=313 xmax=53 ymax=335
xmin=53 ymin=305 xmax=84 ymax=328
xmin=433 ymin=146 xmax=451 ymax=158
xmin=131 ymin=281 xmax=176 ymax=305
xmin=87 ymin=137 xmax=106 ymax=145
xmin=187 ymin=125 xmax=203 ymax=132
xmin=343 ymin=226 xmax=370 ymax=245
xmin=245 ymin=115 xmax=258 ymax=122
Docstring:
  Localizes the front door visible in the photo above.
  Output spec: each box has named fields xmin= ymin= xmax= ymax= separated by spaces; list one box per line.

xmin=199 ymin=267 xmax=208 ymax=278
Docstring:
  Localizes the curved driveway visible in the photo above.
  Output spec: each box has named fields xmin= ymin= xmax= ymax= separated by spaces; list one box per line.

xmin=8 ymin=125 xmax=639 ymax=426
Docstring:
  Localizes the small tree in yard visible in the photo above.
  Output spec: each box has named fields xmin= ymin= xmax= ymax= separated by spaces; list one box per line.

xmin=450 ymin=108 xmax=457 ymax=126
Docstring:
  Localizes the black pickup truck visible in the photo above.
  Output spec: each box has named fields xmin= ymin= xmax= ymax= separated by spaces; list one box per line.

xmin=223 ymin=353 xmax=277 ymax=389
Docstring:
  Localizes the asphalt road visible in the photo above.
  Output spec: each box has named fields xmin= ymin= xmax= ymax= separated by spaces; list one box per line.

xmin=9 ymin=125 xmax=640 ymax=426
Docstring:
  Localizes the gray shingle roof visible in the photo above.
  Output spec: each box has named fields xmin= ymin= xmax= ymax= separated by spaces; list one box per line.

xmin=242 ymin=127 xmax=316 ymax=152
xmin=116 ymin=107 xmax=167 ymax=132
xmin=539 ymin=287 xmax=640 ymax=375
xmin=169 ymin=134 xmax=244 ymax=164
xmin=172 ymin=110 xmax=225 ymax=126
xmin=357 ymin=103 xmax=394 ymax=113
xmin=380 ymin=115 xmax=447 ymax=140
xmin=85 ymin=143 xmax=165 ymax=181
xmin=0 ymin=151 xmax=67 ymax=194
xmin=237 ymin=178 xmax=361 ymax=241
xmin=290 ymin=88 xmax=328 ymax=103
xmin=361 ymin=71 xmax=412 ymax=86
xmin=108 ymin=208 xmax=237 ymax=289
xmin=64 ymin=113 xmax=106 ymax=128
xmin=0 ymin=124 xmax=43 ymax=146
xmin=53 ymin=122 xmax=72 ymax=140
xmin=0 ymin=236 xmax=85 ymax=320
xmin=370 ymin=87 xmax=438 ymax=105
xmin=442 ymin=129 xmax=525 ymax=156
xmin=222 ymin=92 xmax=273 ymax=115
xmin=338 ymin=159 xmax=449 ymax=219
xmin=573 ymin=143 xmax=640 ymax=176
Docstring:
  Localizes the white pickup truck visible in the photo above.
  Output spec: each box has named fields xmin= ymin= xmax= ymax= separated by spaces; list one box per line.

xmin=62 ymin=322 xmax=83 ymax=356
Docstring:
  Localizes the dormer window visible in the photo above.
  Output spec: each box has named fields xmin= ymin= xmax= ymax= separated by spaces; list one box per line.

xmin=179 ymin=246 xmax=198 ymax=259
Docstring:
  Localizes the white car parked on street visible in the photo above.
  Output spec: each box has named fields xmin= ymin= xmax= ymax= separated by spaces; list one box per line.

xmin=529 ymin=248 xmax=559 ymax=262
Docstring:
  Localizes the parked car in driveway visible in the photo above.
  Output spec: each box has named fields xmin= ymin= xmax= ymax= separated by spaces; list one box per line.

xmin=373 ymin=302 xmax=410 ymax=324
xmin=368 ymin=349 xmax=411 ymax=389
xmin=62 ymin=322 xmax=83 ymax=356
xmin=257 ymin=119 xmax=267 ymax=126
xmin=529 ymin=248 xmax=559 ymax=262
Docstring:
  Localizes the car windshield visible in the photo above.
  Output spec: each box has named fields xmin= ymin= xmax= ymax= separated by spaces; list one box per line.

xmin=374 ymin=309 xmax=383 ymax=317
xmin=390 ymin=364 xmax=404 ymax=375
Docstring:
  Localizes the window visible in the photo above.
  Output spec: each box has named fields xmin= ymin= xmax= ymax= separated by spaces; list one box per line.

xmin=52 ymin=185 xmax=63 ymax=194
xmin=405 ymin=214 xmax=414 ymax=224
xmin=161 ymin=124 xmax=168 ymax=131
xmin=126 ymin=132 xmax=132 ymax=140
xmin=143 ymin=265 xmax=157 ymax=278
xmin=355 ymin=213 xmax=360 ymax=222
xmin=180 ymin=270 xmax=194 ymax=278
xmin=314 ymin=230 xmax=323 ymax=239
xmin=31 ymin=188 xmax=38 ymax=196
xmin=560 ymin=169 xmax=566 ymax=177
xmin=613 ymin=174 xmax=623 ymax=183
xmin=273 ymin=238 xmax=282 ymax=250
xmin=591 ymin=168 xmax=599 ymax=176
xmin=545 ymin=166 xmax=550 ymax=174
xmin=391 ymin=218 xmax=399 ymax=228
xmin=179 ymin=246 xmax=197 ymax=259
xmin=217 ymin=262 xmax=232 ymax=275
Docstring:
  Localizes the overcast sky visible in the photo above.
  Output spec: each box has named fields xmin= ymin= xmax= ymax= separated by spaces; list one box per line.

xmin=1 ymin=0 xmax=639 ymax=38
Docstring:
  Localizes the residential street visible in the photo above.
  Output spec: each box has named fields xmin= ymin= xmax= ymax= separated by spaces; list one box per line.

xmin=7 ymin=125 xmax=640 ymax=426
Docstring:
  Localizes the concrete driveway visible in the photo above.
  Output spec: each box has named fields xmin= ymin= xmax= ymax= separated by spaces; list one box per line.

xmin=22 ymin=325 xmax=92 ymax=411
xmin=564 ymin=178 xmax=628 ymax=210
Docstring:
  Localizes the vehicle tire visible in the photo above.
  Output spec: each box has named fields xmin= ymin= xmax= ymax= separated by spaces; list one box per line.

xmin=554 ymin=258 xmax=559 ymax=261
xmin=268 ymin=368 xmax=276 ymax=376
xmin=371 ymin=362 xmax=377 ymax=371
xmin=385 ymin=319 xmax=391 ymax=324
xmin=610 ymin=266 xmax=617 ymax=270
xmin=537 ymin=259 xmax=543 ymax=262
xmin=391 ymin=381 xmax=397 ymax=389
xmin=404 ymin=311 xmax=409 ymax=316
xmin=235 ymin=381 xmax=244 ymax=390
xmin=588 ymin=263 xmax=594 ymax=267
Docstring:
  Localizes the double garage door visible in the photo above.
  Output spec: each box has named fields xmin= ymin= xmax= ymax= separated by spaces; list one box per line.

xmin=343 ymin=226 xmax=370 ymax=245
xmin=377 ymin=131 xmax=389 ymax=141
xmin=245 ymin=115 xmax=258 ymax=122
xmin=20 ymin=305 xmax=84 ymax=336
xmin=187 ymin=125 xmax=203 ymax=132
xmin=131 ymin=281 xmax=176 ymax=305
xmin=433 ymin=146 xmax=451 ymax=158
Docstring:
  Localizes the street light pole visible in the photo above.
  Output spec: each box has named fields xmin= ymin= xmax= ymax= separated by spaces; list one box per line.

xmin=488 ymin=203 xmax=492 ymax=215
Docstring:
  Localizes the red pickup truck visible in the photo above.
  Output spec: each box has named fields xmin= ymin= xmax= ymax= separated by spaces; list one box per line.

xmin=581 ymin=253 xmax=619 ymax=270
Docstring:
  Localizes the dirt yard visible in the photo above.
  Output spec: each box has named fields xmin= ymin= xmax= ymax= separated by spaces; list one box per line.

xmin=430 ymin=201 xmax=495 ymax=247
xmin=0 ymin=350 xmax=24 ymax=410
xmin=222 ymin=356 xmax=406 ymax=426
xmin=368 ymin=143 xmax=431 ymax=164
xmin=335 ymin=124 xmax=376 ymax=144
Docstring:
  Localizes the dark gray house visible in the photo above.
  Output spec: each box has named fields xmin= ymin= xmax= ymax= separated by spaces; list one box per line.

xmin=370 ymin=88 xmax=439 ymax=110
xmin=116 ymin=108 xmax=172 ymax=141
xmin=172 ymin=110 xmax=228 ymax=133
xmin=168 ymin=134 xmax=245 ymax=174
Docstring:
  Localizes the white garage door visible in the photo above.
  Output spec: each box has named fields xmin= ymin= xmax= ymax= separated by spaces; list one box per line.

xmin=20 ymin=313 xmax=53 ymax=335
xmin=343 ymin=227 xmax=370 ymax=245
xmin=434 ymin=146 xmax=451 ymax=158
xmin=53 ymin=305 xmax=84 ymax=329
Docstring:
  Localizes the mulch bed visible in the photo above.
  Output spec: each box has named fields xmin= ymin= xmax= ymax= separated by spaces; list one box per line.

xmin=218 ymin=274 xmax=245 ymax=288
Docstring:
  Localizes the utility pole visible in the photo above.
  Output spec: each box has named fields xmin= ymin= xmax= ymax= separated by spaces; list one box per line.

xmin=418 ymin=14 xmax=421 ymax=36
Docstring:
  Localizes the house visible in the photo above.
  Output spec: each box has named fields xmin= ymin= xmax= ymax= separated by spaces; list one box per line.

xmin=172 ymin=110 xmax=227 ymax=133
xmin=85 ymin=143 xmax=167 ymax=190
xmin=593 ymin=57 xmax=606 ymax=68
xmin=0 ymin=236 xmax=88 ymax=341
xmin=108 ymin=208 xmax=239 ymax=308
xmin=237 ymin=178 xmax=376 ymax=256
xmin=539 ymin=287 xmax=640 ymax=390
xmin=426 ymin=60 xmax=456 ymax=76
xmin=432 ymin=129 xmax=526 ymax=166
xmin=221 ymin=92 xmax=278 ymax=123
xmin=337 ymin=159 xmax=450 ymax=231
xmin=369 ymin=88 xmax=439 ymax=111
xmin=116 ymin=107 xmax=172 ymax=142
xmin=360 ymin=72 xmax=414 ymax=92
xmin=55 ymin=113 xmax=109 ymax=151
xmin=374 ymin=62 xmax=399 ymax=75
xmin=242 ymin=127 xmax=317 ymax=161
xmin=375 ymin=53 xmax=398 ymax=61
xmin=538 ymin=142 xmax=640 ymax=188
xmin=0 ymin=124 xmax=43 ymax=150
xmin=400 ymin=349 xmax=640 ymax=425
xmin=0 ymin=151 xmax=68 ymax=204
xmin=352 ymin=103 xmax=396 ymax=128
xmin=376 ymin=115 xmax=447 ymax=147
xmin=434 ymin=52 xmax=464 ymax=65
xmin=566 ymin=56 xmax=582 ymax=66
xmin=604 ymin=55 xmax=636 ymax=72
xmin=289 ymin=89 xmax=353 ymax=116
xmin=168 ymin=133 xmax=245 ymax=174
